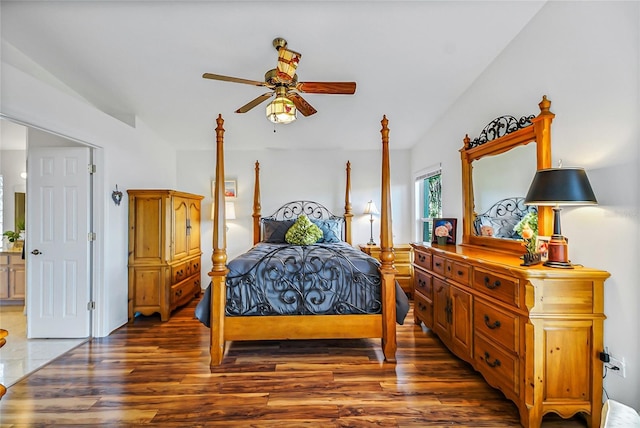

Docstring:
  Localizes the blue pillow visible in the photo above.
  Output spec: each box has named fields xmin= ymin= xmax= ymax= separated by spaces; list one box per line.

xmin=311 ymin=219 xmax=343 ymax=243
xmin=262 ymin=219 xmax=295 ymax=243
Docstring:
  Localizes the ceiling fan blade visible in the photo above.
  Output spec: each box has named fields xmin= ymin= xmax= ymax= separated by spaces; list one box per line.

xmin=235 ymin=92 xmax=274 ymax=113
xmin=203 ymin=73 xmax=269 ymax=88
xmin=288 ymin=93 xmax=317 ymax=117
xmin=295 ymin=81 xmax=356 ymax=95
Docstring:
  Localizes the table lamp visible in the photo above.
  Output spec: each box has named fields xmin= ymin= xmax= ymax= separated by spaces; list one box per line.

xmin=524 ymin=166 xmax=597 ymax=268
xmin=363 ymin=200 xmax=380 ymax=246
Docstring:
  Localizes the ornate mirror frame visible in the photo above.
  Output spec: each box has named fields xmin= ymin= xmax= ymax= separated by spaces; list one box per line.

xmin=460 ymin=95 xmax=554 ymax=253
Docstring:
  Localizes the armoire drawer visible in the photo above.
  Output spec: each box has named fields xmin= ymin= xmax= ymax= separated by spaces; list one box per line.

xmin=473 ymin=267 xmax=519 ymax=307
xmin=189 ymin=257 xmax=201 ymax=275
xmin=171 ymin=262 xmax=189 ymax=284
xmin=474 ymin=299 xmax=519 ymax=353
xmin=171 ymin=275 xmax=200 ymax=306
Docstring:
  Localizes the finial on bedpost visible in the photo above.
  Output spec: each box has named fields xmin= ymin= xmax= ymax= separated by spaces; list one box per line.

xmin=253 ymin=161 xmax=262 ymax=245
xmin=344 ymin=161 xmax=353 ymax=244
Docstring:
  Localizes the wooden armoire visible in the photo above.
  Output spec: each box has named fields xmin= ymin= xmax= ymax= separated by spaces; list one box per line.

xmin=127 ymin=189 xmax=203 ymax=321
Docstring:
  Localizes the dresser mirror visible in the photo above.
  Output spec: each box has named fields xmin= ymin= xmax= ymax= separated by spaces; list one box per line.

xmin=460 ymin=96 xmax=554 ymax=253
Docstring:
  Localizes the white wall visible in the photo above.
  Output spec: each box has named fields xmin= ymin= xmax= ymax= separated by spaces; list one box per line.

xmin=176 ymin=147 xmax=412 ymax=288
xmin=411 ymin=1 xmax=640 ymax=409
xmin=1 ymin=62 xmax=180 ymax=337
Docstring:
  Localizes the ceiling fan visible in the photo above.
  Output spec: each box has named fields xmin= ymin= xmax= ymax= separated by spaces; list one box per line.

xmin=202 ymin=38 xmax=356 ymax=124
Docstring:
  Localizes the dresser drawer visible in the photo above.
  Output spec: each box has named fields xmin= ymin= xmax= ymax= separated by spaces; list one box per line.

xmin=473 ymin=268 xmax=519 ymax=307
xmin=414 ymin=292 xmax=433 ymax=328
xmin=396 ymin=263 xmax=412 ymax=277
xmin=414 ymin=269 xmax=433 ymax=298
xmin=445 ymin=259 xmax=471 ymax=286
xmin=474 ymin=334 xmax=519 ymax=398
xmin=393 ymin=248 xmax=413 ymax=264
xmin=474 ymin=299 xmax=519 ymax=353
xmin=432 ymin=254 xmax=446 ymax=276
xmin=414 ymin=250 xmax=432 ymax=270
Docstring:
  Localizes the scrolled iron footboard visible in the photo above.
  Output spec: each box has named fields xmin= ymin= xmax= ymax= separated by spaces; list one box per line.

xmin=225 ymin=243 xmax=382 ymax=317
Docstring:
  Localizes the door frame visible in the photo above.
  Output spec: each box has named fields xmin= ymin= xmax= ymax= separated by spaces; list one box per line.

xmin=2 ymin=114 xmax=104 ymax=338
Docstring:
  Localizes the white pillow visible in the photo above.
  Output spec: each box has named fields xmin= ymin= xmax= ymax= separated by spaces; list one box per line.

xmin=601 ymin=399 xmax=640 ymax=428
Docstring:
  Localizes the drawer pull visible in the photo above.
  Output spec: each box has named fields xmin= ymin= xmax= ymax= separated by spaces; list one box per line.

xmin=483 ymin=352 xmax=501 ymax=368
xmin=176 ymin=269 xmax=184 ymax=277
xmin=483 ymin=315 xmax=501 ymax=330
xmin=418 ymin=302 xmax=426 ymax=311
xmin=193 ymin=263 xmax=199 ymax=270
xmin=418 ymin=254 xmax=426 ymax=262
xmin=484 ymin=276 xmax=501 ymax=289
xmin=457 ymin=270 xmax=464 ymax=276
xmin=435 ymin=262 xmax=442 ymax=268
xmin=418 ymin=279 xmax=425 ymax=288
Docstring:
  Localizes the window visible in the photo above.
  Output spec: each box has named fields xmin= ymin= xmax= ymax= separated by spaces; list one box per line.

xmin=414 ymin=167 xmax=441 ymax=242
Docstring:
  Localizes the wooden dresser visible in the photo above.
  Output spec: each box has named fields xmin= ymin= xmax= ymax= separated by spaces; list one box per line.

xmin=359 ymin=244 xmax=414 ymax=298
xmin=128 ymin=190 xmax=203 ymax=321
xmin=411 ymin=242 xmax=609 ymax=428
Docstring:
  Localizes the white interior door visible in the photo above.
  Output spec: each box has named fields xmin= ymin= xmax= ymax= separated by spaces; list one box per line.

xmin=26 ymin=147 xmax=91 ymax=338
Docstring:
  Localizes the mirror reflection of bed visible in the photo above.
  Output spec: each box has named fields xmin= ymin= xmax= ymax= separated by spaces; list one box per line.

xmin=472 ymin=143 xmax=536 ymax=240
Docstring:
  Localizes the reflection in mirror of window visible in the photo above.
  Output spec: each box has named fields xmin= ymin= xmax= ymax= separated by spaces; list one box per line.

xmin=414 ymin=167 xmax=442 ymax=243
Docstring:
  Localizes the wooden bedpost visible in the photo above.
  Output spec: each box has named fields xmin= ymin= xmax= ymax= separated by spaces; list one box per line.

xmin=209 ymin=114 xmax=229 ymax=367
xmin=252 ymin=161 xmax=262 ymax=245
xmin=344 ymin=161 xmax=353 ymax=245
xmin=379 ymin=115 xmax=397 ymax=363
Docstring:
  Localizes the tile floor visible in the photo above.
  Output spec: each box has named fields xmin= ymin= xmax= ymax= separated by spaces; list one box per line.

xmin=0 ymin=305 xmax=87 ymax=388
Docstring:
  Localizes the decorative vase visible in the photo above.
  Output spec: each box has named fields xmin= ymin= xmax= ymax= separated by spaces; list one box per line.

xmin=521 ymin=252 xmax=541 ymax=266
xmin=436 ymin=236 xmax=448 ymax=245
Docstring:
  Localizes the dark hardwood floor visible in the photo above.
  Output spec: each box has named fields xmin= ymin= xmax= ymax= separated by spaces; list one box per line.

xmin=0 ymin=299 xmax=588 ymax=427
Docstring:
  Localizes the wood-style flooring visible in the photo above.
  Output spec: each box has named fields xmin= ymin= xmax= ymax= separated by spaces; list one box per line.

xmin=0 ymin=299 xmax=588 ymax=427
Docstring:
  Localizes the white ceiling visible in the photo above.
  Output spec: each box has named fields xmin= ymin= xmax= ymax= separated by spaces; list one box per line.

xmin=1 ymin=1 xmax=546 ymax=151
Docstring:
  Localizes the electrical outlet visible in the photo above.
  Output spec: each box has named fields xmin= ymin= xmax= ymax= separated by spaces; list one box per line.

xmin=607 ymin=354 xmax=626 ymax=378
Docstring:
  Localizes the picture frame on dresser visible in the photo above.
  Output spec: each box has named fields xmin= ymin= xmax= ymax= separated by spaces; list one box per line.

xmin=431 ymin=218 xmax=457 ymax=244
xmin=536 ymin=235 xmax=550 ymax=262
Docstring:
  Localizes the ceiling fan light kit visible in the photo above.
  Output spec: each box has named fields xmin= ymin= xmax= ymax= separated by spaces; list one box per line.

xmin=266 ymin=95 xmax=297 ymax=124
xmin=203 ymin=38 xmax=356 ymax=125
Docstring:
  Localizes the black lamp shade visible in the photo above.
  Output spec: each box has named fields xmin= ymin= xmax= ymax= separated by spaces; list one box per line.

xmin=524 ymin=168 xmax=597 ymax=206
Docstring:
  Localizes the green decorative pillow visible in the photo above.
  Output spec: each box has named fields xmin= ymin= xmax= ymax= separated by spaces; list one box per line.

xmin=285 ymin=215 xmax=323 ymax=245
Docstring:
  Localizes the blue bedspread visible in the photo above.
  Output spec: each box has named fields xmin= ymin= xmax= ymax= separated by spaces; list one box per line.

xmin=196 ymin=242 xmax=409 ymax=325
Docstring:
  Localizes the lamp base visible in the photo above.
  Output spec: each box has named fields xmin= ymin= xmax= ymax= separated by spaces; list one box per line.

xmin=367 ymin=239 xmax=376 ymax=246
xmin=543 ymin=260 xmax=575 ymax=269
xmin=545 ymin=234 xmax=572 ymax=268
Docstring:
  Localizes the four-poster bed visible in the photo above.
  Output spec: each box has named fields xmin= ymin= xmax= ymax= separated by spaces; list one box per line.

xmin=206 ymin=114 xmax=402 ymax=366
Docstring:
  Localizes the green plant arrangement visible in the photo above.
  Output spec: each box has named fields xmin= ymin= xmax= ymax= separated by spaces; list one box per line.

xmin=513 ymin=211 xmax=540 ymax=266
xmin=3 ymin=230 xmax=22 ymax=243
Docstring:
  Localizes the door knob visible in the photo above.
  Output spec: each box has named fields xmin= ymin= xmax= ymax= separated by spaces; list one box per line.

xmin=30 ymin=249 xmax=42 ymax=255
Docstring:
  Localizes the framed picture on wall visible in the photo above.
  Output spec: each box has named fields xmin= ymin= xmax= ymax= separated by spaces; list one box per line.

xmin=211 ymin=179 xmax=237 ymax=198
xmin=432 ymin=218 xmax=457 ymax=244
